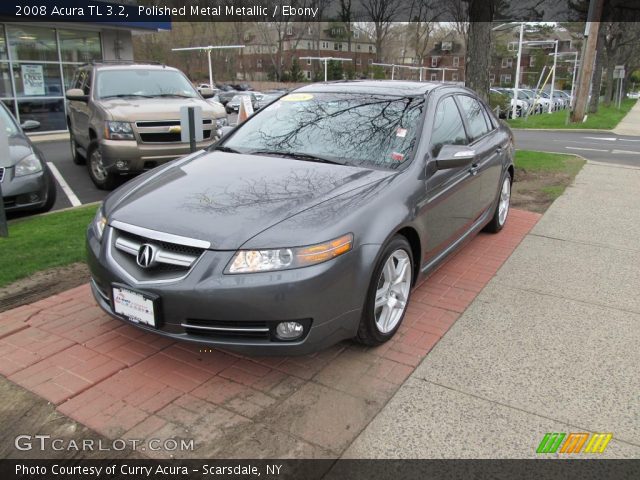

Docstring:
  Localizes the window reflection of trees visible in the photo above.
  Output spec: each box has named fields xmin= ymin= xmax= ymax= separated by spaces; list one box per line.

xmin=182 ymin=167 xmax=379 ymax=217
xmin=227 ymin=95 xmax=424 ymax=169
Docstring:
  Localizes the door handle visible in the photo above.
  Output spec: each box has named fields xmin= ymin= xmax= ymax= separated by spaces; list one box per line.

xmin=469 ymin=163 xmax=479 ymax=176
xmin=495 ymin=146 xmax=503 ymax=154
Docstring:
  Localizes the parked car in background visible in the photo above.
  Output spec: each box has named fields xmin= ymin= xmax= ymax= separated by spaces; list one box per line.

xmin=493 ymin=88 xmax=528 ymax=117
xmin=230 ymin=83 xmax=253 ymax=91
xmin=217 ymin=89 xmax=238 ymax=105
xmin=65 ymin=62 xmax=226 ymax=190
xmin=627 ymin=91 xmax=640 ymax=99
xmin=197 ymin=83 xmax=219 ymax=95
xmin=0 ymin=103 xmax=56 ymax=214
xmin=225 ymin=92 xmax=258 ymax=114
xmin=520 ymin=89 xmax=552 ymax=114
xmin=87 ymin=80 xmax=514 ymax=354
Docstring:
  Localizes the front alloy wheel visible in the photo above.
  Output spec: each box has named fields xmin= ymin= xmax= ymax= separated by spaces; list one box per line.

xmin=356 ymin=235 xmax=413 ymax=346
xmin=374 ymin=250 xmax=412 ymax=334
xmin=87 ymin=142 xmax=117 ymax=190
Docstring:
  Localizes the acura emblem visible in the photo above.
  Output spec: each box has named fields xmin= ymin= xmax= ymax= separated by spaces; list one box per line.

xmin=136 ymin=244 xmax=155 ymax=269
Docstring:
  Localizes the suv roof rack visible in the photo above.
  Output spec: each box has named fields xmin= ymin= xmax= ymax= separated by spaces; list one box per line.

xmin=80 ymin=60 xmax=167 ymax=67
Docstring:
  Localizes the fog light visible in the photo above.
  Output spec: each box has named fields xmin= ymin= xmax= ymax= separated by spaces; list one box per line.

xmin=115 ymin=159 xmax=129 ymax=170
xmin=28 ymin=193 xmax=40 ymax=203
xmin=275 ymin=322 xmax=304 ymax=340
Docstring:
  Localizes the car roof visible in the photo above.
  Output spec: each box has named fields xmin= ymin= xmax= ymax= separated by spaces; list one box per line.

xmin=294 ymin=80 xmax=447 ymax=97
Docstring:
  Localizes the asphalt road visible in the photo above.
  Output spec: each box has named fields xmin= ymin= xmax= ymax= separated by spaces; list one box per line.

xmin=19 ymin=126 xmax=640 ymax=215
xmin=513 ymin=129 xmax=640 ymax=166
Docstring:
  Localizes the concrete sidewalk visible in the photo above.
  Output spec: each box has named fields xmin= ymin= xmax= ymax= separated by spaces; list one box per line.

xmin=345 ymin=161 xmax=640 ymax=458
xmin=613 ymin=99 xmax=640 ymax=136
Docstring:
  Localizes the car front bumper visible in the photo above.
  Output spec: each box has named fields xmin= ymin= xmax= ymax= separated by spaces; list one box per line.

xmin=86 ymin=225 xmax=380 ymax=355
xmin=99 ymin=138 xmax=217 ymax=173
xmin=0 ymin=167 xmax=51 ymax=212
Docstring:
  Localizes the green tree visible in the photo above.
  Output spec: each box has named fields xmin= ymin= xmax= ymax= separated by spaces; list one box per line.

xmin=327 ymin=60 xmax=344 ymax=80
xmin=288 ymin=58 xmax=305 ymax=82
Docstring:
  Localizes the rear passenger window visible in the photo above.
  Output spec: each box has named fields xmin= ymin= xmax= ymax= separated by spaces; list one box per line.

xmin=430 ymin=96 xmax=468 ymax=157
xmin=458 ymin=95 xmax=490 ymax=142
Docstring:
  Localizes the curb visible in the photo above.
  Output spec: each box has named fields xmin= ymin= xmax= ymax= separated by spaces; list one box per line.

xmin=511 ymin=128 xmax=614 ymax=133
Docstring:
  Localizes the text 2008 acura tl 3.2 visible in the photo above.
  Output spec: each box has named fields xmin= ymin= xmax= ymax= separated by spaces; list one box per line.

xmin=87 ymin=81 xmax=514 ymax=354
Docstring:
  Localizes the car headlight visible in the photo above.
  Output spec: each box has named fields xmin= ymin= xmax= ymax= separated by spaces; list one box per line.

xmin=104 ymin=121 xmax=134 ymax=140
xmin=92 ymin=206 xmax=107 ymax=241
xmin=226 ymin=233 xmax=353 ymax=274
xmin=216 ymin=117 xmax=228 ymax=128
xmin=14 ymin=154 xmax=43 ymax=177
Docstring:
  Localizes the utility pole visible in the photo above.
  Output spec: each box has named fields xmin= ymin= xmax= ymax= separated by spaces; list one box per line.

xmin=571 ymin=0 xmax=605 ymax=123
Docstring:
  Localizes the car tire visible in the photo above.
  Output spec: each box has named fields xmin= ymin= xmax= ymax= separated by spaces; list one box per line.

xmin=356 ymin=235 xmax=414 ymax=346
xmin=36 ymin=168 xmax=57 ymax=213
xmin=484 ymin=171 xmax=512 ymax=233
xmin=87 ymin=141 xmax=118 ymax=190
xmin=69 ymin=129 xmax=85 ymax=165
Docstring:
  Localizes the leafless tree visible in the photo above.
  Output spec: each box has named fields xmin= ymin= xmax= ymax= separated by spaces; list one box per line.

xmin=358 ymin=0 xmax=402 ymax=62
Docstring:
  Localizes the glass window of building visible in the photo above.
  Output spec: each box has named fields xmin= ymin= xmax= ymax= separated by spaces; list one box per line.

xmin=0 ymin=25 xmax=8 ymax=61
xmin=7 ymin=25 xmax=58 ymax=62
xmin=59 ymin=29 xmax=101 ymax=63
xmin=0 ymin=63 xmax=12 ymax=97
xmin=12 ymin=63 xmax=62 ymax=97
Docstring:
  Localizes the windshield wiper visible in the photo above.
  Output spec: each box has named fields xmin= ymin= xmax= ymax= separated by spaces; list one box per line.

xmin=213 ymin=145 xmax=243 ymax=154
xmin=155 ymin=93 xmax=195 ymax=98
xmin=249 ymin=150 xmax=347 ymax=165
xmin=101 ymin=94 xmax=153 ymax=99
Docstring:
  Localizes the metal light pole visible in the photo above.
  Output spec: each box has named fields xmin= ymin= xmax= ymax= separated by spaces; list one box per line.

xmin=513 ymin=22 xmax=524 ymax=119
xmin=172 ymin=45 xmax=246 ymax=87
xmin=549 ymin=40 xmax=558 ymax=113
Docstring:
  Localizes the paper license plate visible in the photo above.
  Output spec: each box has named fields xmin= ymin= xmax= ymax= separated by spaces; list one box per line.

xmin=112 ymin=286 xmax=156 ymax=327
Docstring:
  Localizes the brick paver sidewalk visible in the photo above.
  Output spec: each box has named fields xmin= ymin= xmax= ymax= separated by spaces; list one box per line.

xmin=0 ymin=209 xmax=540 ymax=458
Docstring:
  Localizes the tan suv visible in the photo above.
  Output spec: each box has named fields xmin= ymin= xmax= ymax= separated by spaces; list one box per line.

xmin=65 ymin=62 xmax=227 ymax=189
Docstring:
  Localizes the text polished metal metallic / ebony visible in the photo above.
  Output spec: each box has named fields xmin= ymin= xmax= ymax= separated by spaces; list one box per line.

xmin=86 ymin=80 xmax=515 ymax=355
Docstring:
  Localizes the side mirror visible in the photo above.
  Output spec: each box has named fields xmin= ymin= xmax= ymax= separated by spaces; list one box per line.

xmin=435 ymin=145 xmax=475 ymax=170
xmin=66 ymin=88 xmax=88 ymax=102
xmin=20 ymin=119 xmax=41 ymax=131
xmin=200 ymin=88 xmax=214 ymax=99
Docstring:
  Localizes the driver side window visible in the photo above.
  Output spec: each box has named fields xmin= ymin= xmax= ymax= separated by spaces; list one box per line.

xmin=430 ymin=96 xmax=468 ymax=157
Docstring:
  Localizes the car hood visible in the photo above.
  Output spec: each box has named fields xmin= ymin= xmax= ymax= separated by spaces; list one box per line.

xmin=107 ymin=152 xmax=393 ymax=249
xmin=0 ymin=134 xmax=36 ymax=168
xmin=99 ymin=97 xmax=224 ymax=121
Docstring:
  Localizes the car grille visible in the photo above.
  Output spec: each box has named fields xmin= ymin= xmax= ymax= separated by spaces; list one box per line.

xmin=135 ymin=119 xmax=213 ymax=144
xmin=0 ymin=167 xmax=4 ymax=183
xmin=110 ymin=226 xmax=206 ymax=282
xmin=138 ymin=130 xmax=212 ymax=143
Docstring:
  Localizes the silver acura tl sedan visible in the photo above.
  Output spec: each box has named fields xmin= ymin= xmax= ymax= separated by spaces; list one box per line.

xmin=87 ymin=81 xmax=514 ymax=355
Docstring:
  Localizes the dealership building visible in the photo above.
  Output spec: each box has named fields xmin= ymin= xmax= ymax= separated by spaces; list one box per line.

xmin=0 ymin=21 xmax=165 ymax=133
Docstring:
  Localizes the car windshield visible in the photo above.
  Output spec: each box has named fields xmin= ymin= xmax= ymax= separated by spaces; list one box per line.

xmin=222 ymin=92 xmax=424 ymax=170
xmin=96 ymin=69 xmax=199 ymax=99
xmin=0 ymin=105 xmax=19 ymax=136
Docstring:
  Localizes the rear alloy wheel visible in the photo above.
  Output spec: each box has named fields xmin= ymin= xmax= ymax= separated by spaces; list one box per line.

xmin=87 ymin=142 xmax=117 ymax=190
xmin=356 ymin=236 xmax=413 ymax=345
xmin=484 ymin=172 xmax=511 ymax=233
